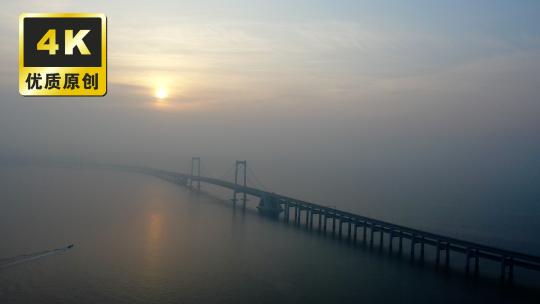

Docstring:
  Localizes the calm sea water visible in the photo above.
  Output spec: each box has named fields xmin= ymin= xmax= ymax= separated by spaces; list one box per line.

xmin=0 ymin=167 xmax=538 ymax=303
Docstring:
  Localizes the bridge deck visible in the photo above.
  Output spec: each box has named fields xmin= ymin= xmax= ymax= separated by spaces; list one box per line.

xmin=118 ymin=165 xmax=540 ymax=281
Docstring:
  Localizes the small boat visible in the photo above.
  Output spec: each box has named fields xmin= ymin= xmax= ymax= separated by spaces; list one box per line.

xmin=67 ymin=244 xmax=74 ymax=249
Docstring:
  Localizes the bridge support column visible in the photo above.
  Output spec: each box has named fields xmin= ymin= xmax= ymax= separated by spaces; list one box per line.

xmin=323 ymin=215 xmax=328 ymax=234
xmin=466 ymin=247 xmax=471 ymax=275
xmin=379 ymin=227 xmax=384 ymax=250
xmin=353 ymin=223 xmax=358 ymax=243
xmin=436 ymin=240 xmax=441 ymax=266
xmin=338 ymin=219 xmax=343 ymax=240
xmin=508 ymin=258 xmax=514 ymax=283
xmin=474 ymin=249 xmax=480 ymax=276
xmin=332 ymin=217 xmax=336 ymax=238
xmin=363 ymin=223 xmax=367 ymax=243
xmin=318 ymin=213 xmax=322 ymax=232
xmin=500 ymin=256 xmax=507 ymax=281
xmin=370 ymin=224 xmax=375 ymax=247
xmin=500 ymin=256 xmax=514 ymax=284
xmin=410 ymin=234 xmax=416 ymax=261
xmin=445 ymin=243 xmax=450 ymax=269
xmin=347 ymin=222 xmax=352 ymax=243
xmin=257 ymin=194 xmax=283 ymax=218
xmin=305 ymin=209 xmax=310 ymax=228
xmin=398 ymin=231 xmax=403 ymax=254
xmin=389 ymin=230 xmax=394 ymax=252
xmin=420 ymin=237 xmax=425 ymax=263
xmin=284 ymin=202 xmax=289 ymax=223
xmin=309 ymin=211 xmax=314 ymax=230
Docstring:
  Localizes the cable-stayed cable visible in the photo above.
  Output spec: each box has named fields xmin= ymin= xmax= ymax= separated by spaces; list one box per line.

xmin=247 ymin=165 xmax=268 ymax=190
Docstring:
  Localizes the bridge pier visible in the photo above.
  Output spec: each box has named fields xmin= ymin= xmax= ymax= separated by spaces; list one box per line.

xmin=379 ymin=226 xmax=384 ymax=250
xmin=464 ymin=248 xmax=480 ymax=277
xmin=500 ymin=256 xmax=514 ymax=284
xmin=323 ymin=214 xmax=328 ymax=234
xmin=332 ymin=216 xmax=336 ymax=238
xmin=370 ymin=224 xmax=376 ymax=247
xmin=389 ymin=230 xmax=394 ymax=252
xmin=474 ymin=249 xmax=480 ymax=276
xmin=352 ymin=222 xmax=358 ymax=243
xmin=466 ymin=248 xmax=472 ymax=275
xmin=338 ymin=218 xmax=343 ymax=240
xmin=444 ymin=242 xmax=450 ymax=270
xmin=436 ymin=240 xmax=441 ymax=266
xmin=363 ymin=222 xmax=367 ymax=243
xmin=307 ymin=209 xmax=311 ymax=229
xmin=398 ymin=231 xmax=403 ymax=254
xmin=500 ymin=256 xmax=507 ymax=281
xmin=318 ymin=212 xmax=322 ymax=232
xmin=420 ymin=237 xmax=425 ymax=263
xmin=347 ymin=221 xmax=352 ymax=243
xmin=411 ymin=234 xmax=416 ymax=261
xmin=434 ymin=240 xmax=451 ymax=269
xmin=257 ymin=194 xmax=283 ymax=218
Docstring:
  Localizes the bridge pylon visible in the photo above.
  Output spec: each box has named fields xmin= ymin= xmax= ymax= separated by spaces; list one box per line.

xmin=190 ymin=157 xmax=201 ymax=190
xmin=232 ymin=160 xmax=247 ymax=209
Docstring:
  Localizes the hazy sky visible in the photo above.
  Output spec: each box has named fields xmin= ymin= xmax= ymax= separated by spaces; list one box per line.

xmin=2 ymin=1 xmax=540 ymax=108
xmin=1 ymin=1 xmax=539 ymax=230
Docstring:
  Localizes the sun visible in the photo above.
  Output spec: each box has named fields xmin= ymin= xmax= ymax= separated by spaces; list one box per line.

xmin=155 ymin=88 xmax=168 ymax=99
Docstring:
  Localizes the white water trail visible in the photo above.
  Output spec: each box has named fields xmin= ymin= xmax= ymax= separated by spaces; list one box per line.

xmin=0 ymin=245 xmax=74 ymax=269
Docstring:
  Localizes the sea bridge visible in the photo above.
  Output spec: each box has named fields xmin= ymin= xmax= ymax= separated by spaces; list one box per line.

xmin=108 ymin=158 xmax=540 ymax=285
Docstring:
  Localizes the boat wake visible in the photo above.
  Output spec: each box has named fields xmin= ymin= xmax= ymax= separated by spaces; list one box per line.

xmin=0 ymin=244 xmax=74 ymax=269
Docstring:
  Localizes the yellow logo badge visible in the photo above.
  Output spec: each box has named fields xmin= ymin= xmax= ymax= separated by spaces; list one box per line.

xmin=19 ymin=13 xmax=107 ymax=96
